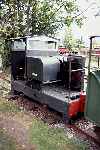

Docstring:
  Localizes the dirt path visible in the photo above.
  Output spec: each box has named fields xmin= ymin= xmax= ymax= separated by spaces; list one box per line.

xmin=0 ymin=112 xmax=35 ymax=150
xmin=0 ymin=72 xmax=35 ymax=149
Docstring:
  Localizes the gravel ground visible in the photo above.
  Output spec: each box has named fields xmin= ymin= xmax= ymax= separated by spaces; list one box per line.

xmin=8 ymin=95 xmax=100 ymax=150
xmin=0 ymin=72 xmax=100 ymax=150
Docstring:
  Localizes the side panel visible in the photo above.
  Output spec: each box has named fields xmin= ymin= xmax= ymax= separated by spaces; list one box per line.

xmin=26 ymin=57 xmax=60 ymax=82
xmin=11 ymin=51 xmax=25 ymax=80
xmin=27 ymin=57 xmax=43 ymax=81
xmin=85 ymin=71 xmax=100 ymax=126
xmin=11 ymin=80 xmax=67 ymax=115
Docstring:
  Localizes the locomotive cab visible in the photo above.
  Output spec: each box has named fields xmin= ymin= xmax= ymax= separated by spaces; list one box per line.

xmin=11 ymin=36 xmax=60 ymax=83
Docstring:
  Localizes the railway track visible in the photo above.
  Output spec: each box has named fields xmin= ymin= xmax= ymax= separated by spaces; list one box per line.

xmin=0 ymin=72 xmax=100 ymax=150
xmin=7 ymin=94 xmax=100 ymax=150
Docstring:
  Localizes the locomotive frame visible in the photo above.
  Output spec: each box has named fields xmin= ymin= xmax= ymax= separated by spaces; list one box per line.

xmin=11 ymin=35 xmax=85 ymax=122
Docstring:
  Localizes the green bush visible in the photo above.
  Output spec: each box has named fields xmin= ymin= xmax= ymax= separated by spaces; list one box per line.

xmin=0 ymin=38 xmax=11 ymax=69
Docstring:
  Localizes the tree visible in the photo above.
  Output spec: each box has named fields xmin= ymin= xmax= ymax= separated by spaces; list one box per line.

xmin=0 ymin=0 xmax=84 ymax=68
xmin=64 ymin=28 xmax=85 ymax=52
xmin=75 ymin=39 xmax=85 ymax=49
xmin=0 ymin=0 xmax=84 ymax=37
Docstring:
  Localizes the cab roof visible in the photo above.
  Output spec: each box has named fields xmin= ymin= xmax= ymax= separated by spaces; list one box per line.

xmin=10 ymin=35 xmax=59 ymax=43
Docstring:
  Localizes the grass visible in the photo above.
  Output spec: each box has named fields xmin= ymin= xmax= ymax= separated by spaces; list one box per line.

xmin=0 ymin=99 xmax=88 ymax=150
xmin=0 ymin=129 xmax=16 ymax=150
xmin=0 ymin=98 xmax=20 ymax=113
xmin=0 ymin=68 xmax=90 ymax=150
xmin=30 ymin=119 xmax=88 ymax=150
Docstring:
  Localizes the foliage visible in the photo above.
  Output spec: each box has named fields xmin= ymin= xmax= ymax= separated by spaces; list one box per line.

xmin=0 ymin=38 xmax=11 ymax=68
xmin=75 ymin=39 xmax=85 ymax=49
xmin=64 ymin=28 xmax=85 ymax=52
xmin=0 ymin=0 xmax=85 ymax=68
xmin=0 ymin=0 xmax=84 ymax=37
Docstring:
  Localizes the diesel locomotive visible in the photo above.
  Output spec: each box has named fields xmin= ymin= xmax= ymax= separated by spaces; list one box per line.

xmin=11 ymin=35 xmax=85 ymax=121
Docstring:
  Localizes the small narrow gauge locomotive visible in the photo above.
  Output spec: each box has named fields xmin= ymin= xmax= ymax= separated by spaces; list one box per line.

xmin=11 ymin=35 xmax=85 ymax=121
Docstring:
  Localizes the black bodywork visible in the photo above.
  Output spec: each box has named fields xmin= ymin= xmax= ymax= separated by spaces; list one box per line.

xmin=11 ymin=51 xmax=25 ymax=80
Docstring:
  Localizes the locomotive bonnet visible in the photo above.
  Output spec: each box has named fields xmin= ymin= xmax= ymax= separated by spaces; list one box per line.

xmin=27 ymin=56 xmax=60 ymax=82
xmin=26 ymin=36 xmax=61 ymax=83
